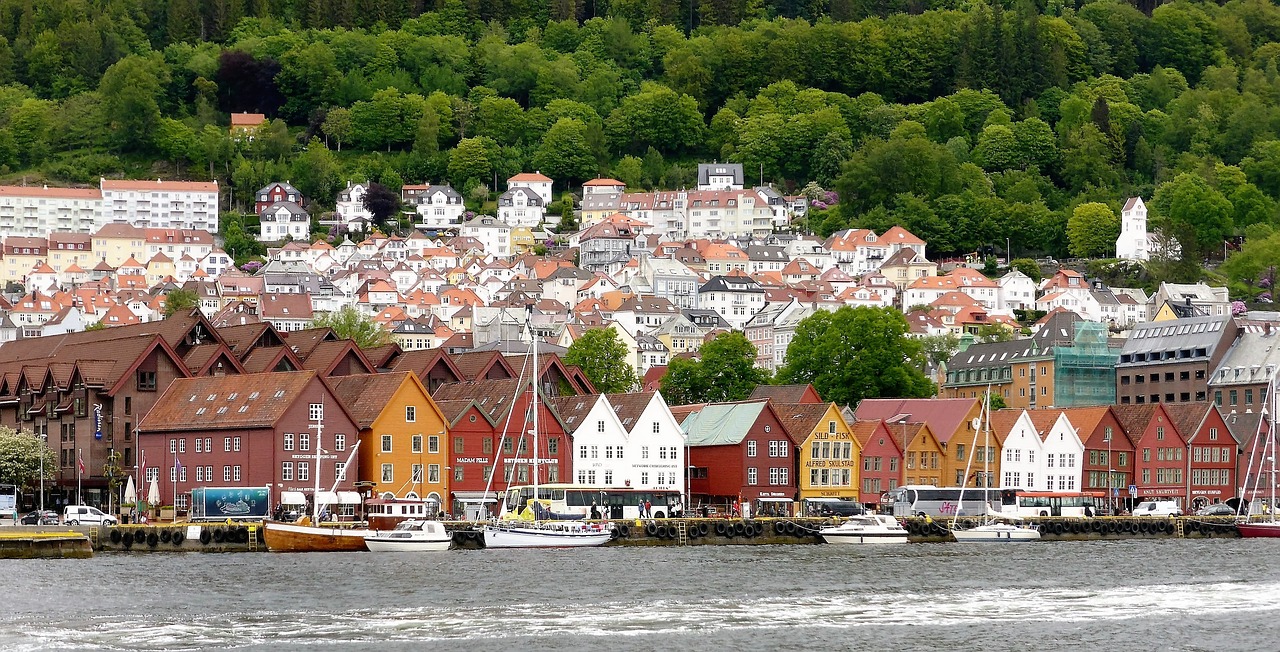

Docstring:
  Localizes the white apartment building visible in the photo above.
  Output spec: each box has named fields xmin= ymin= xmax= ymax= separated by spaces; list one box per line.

xmin=460 ymin=215 xmax=511 ymax=257
xmin=496 ymin=187 xmax=545 ymax=227
xmin=100 ymin=179 xmax=219 ymax=232
xmin=0 ymin=185 xmax=103 ymax=237
xmin=507 ymin=171 xmax=553 ymax=204
xmin=685 ymin=190 xmax=772 ymax=238
xmin=411 ymin=184 xmax=465 ymax=228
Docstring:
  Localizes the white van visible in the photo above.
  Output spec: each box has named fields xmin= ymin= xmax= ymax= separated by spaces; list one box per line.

xmin=1132 ymin=500 xmax=1182 ymax=517
xmin=63 ymin=505 xmax=118 ymax=526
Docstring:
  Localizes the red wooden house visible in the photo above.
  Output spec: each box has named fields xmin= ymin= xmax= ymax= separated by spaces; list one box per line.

xmin=137 ymin=371 xmax=361 ymax=516
xmin=1055 ymin=406 xmax=1134 ymax=510
xmin=851 ymin=420 xmax=903 ymax=507
xmin=1114 ymin=403 xmax=1188 ymax=507
xmin=1166 ymin=402 xmax=1235 ymax=511
xmin=432 ymin=378 xmax=571 ymax=517
xmin=682 ymin=400 xmax=798 ymax=514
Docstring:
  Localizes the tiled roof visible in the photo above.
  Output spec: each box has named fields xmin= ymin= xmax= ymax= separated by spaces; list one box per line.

xmin=327 ymin=372 xmax=417 ymax=429
xmin=138 ymin=371 xmax=316 ymax=432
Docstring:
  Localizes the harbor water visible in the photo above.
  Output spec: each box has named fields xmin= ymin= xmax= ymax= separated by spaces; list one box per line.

xmin=4 ymin=539 xmax=1280 ymax=651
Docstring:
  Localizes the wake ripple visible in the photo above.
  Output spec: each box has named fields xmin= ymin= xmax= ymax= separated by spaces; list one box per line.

xmin=12 ymin=579 xmax=1280 ymax=650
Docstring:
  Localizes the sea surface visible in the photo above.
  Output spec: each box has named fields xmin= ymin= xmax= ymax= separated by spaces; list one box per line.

xmin=3 ymin=539 xmax=1279 ymax=651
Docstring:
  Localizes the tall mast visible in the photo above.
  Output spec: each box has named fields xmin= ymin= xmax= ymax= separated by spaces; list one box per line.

xmin=310 ymin=397 xmax=324 ymax=522
xmin=528 ymin=304 xmax=539 ymax=503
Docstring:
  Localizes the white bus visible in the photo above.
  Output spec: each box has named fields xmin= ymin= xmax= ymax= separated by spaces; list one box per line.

xmin=886 ymin=485 xmax=1006 ymax=518
xmin=1000 ymin=490 xmax=1106 ymax=517
xmin=499 ymin=484 xmax=684 ymax=520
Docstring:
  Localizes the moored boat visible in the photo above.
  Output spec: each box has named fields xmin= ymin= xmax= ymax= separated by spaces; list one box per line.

xmin=951 ymin=521 xmax=1041 ymax=542
xmin=819 ymin=515 xmax=909 ymax=544
xmin=482 ymin=521 xmax=613 ymax=548
xmin=1236 ymin=522 xmax=1280 ymax=538
xmin=364 ymin=520 xmax=453 ymax=552
xmin=262 ymin=520 xmax=374 ymax=552
xmin=1237 ymin=376 xmax=1280 ymax=539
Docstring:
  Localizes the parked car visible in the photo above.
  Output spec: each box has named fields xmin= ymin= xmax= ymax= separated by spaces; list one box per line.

xmin=63 ymin=505 xmax=117 ymax=526
xmin=1132 ymin=500 xmax=1183 ymax=517
xmin=20 ymin=509 xmax=59 ymax=525
xmin=1196 ymin=503 xmax=1237 ymax=517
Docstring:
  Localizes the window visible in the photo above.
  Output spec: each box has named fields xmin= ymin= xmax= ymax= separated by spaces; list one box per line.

xmin=428 ymin=464 xmax=440 ymax=484
xmin=196 ymin=466 xmax=204 ymax=482
xmin=641 ymin=446 xmax=649 ymax=459
xmin=412 ymin=435 xmax=423 ymax=454
xmin=769 ymin=468 xmax=779 ymax=485
xmin=299 ymin=433 xmax=310 ymax=451
xmin=1157 ymin=426 xmax=1165 ymax=440
xmin=309 ymin=403 xmax=323 ymax=421
xmin=406 ymin=406 xmax=416 ymax=422
xmin=195 ymin=438 xmax=203 ymax=453
xmin=747 ymin=467 xmax=758 ymax=485
xmin=281 ymin=462 xmax=293 ymax=481
xmin=483 ymin=437 xmax=493 ymax=454
xmin=284 ymin=433 xmax=294 ymax=451
xmin=137 ymin=371 xmax=157 ymax=391
xmin=381 ymin=435 xmax=393 ymax=453
xmin=454 ymin=437 xmax=464 ymax=454
xmin=298 ymin=462 xmax=309 ymax=481
xmin=224 ymin=437 xmax=231 ymax=452
xmin=335 ymin=462 xmax=346 ymax=481
xmin=333 ymin=434 xmax=343 ymax=451
xmin=428 ymin=435 xmax=439 ymax=454
xmin=381 ymin=464 xmax=393 ymax=483
xmin=454 ymin=467 xmax=464 ymax=482
xmin=223 ymin=466 xmax=231 ymax=482
xmin=233 ymin=465 xmax=241 ymax=482
xmin=747 ymin=441 xmax=757 ymax=457
xmin=411 ymin=464 xmax=423 ymax=483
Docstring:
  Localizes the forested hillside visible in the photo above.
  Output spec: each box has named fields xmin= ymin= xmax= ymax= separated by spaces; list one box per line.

xmin=1 ymin=0 xmax=1280 ymax=270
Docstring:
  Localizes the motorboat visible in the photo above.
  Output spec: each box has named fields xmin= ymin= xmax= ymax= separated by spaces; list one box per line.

xmin=263 ymin=519 xmax=374 ymax=552
xmin=950 ymin=521 xmax=1041 ymax=542
xmin=819 ymin=515 xmax=909 ymax=544
xmin=364 ymin=520 xmax=453 ymax=552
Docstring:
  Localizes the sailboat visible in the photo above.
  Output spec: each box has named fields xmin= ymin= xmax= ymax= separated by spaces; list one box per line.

xmin=1237 ymin=378 xmax=1280 ymax=538
xmin=482 ymin=307 xmax=613 ymax=549
xmin=263 ymin=406 xmax=373 ymax=552
xmin=950 ymin=388 xmax=1040 ymax=542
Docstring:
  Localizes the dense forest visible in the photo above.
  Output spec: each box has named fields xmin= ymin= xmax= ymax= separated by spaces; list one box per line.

xmin=2 ymin=0 xmax=1280 ymax=281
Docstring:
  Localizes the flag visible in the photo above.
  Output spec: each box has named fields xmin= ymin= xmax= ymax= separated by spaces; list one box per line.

xmin=77 ymin=450 xmax=85 ymax=475
xmin=174 ymin=455 xmax=183 ymax=473
xmin=139 ymin=449 xmax=147 ymax=483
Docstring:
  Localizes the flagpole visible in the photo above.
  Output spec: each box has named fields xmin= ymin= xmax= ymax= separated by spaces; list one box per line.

xmin=172 ymin=456 xmax=178 ymax=523
xmin=77 ymin=448 xmax=82 ymax=506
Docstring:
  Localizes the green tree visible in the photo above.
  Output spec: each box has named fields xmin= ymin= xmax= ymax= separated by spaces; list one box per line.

xmin=777 ymin=306 xmax=935 ymax=406
xmin=322 ymin=107 xmax=353 ymax=151
xmin=362 ymin=182 xmax=402 ymax=230
xmin=532 ymin=118 xmax=598 ymax=187
xmin=660 ymin=332 xmax=769 ymax=405
xmin=309 ymin=306 xmax=393 ymax=348
xmin=564 ymin=328 xmax=638 ymax=394
xmin=0 ymin=426 xmax=55 ymax=490
xmin=448 ymin=137 xmax=494 ymax=188
xmin=1067 ymin=202 xmax=1121 ymax=258
xmin=1010 ymin=258 xmax=1043 ymax=282
xmin=98 ymin=53 xmax=168 ymax=152
xmin=919 ymin=333 xmax=961 ymax=368
xmin=1152 ymin=173 xmax=1235 ymax=258
xmin=163 ymin=288 xmax=200 ymax=318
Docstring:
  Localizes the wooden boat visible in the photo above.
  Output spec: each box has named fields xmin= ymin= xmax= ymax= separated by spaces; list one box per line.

xmin=262 ymin=520 xmax=373 ymax=552
xmin=1238 ymin=377 xmax=1280 ymax=539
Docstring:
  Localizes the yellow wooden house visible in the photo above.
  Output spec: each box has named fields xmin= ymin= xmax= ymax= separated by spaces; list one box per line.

xmin=329 ymin=371 xmax=451 ymax=511
xmin=778 ymin=402 xmax=861 ymax=502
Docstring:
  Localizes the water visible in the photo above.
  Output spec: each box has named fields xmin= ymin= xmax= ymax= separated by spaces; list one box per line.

xmin=4 ymin=539 xmax=1280 ymax=651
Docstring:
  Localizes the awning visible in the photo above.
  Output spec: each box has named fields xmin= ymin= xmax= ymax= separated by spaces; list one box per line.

xmin=280 ymin=491 xmax=306 ymax=505
xmin=803 ymin=497 xmax=853 ymax=503
xmin=315 ymin=491 xmax=339 ymax=506
xmin=337 ymin=491 xmax=361 ymax=505
xmin=755 ymin=497 xmax=794 ymax=503
xmin=452 ymin=490 xmax=499 ymax=503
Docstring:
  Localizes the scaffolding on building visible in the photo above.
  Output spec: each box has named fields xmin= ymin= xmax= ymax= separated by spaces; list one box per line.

xmin=1054 ymin=321 xmax=1120 ymax=407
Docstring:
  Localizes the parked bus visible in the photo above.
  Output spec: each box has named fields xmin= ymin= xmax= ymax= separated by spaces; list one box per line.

xmin=1001 ymin=490 xmax=1106 ymax=518
xmin=499 ymin=484 xmax=684 ymax=520
xmin=886 ymin=485 xmax=1007 ymax=518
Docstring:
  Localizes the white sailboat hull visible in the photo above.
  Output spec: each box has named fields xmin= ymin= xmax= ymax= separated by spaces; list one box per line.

xmin=363 ymin=536 xmax=452 ymax=552
xmin=483 ymin=524 xmax=612 ymax=548
xmin=951 ymin=523 xmax=1041 ymax=542
xmin=820 ymin=531 xmax=910 ymax=545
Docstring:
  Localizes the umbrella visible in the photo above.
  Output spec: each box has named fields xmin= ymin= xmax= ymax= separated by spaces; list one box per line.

xmin=123 ymin=475 xmax=137 ymax=506
xmin=148 ymin=477 xmax=161 ymax=506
